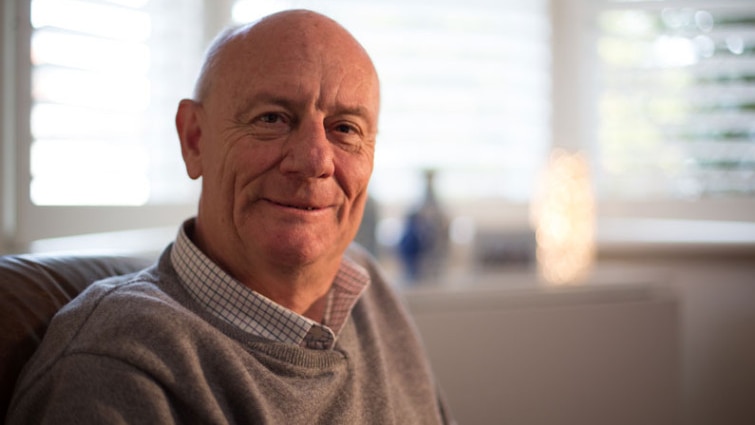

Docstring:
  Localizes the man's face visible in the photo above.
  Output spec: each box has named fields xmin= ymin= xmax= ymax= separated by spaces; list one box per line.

xmin=184 ymin=17 xmax=380 ymax=276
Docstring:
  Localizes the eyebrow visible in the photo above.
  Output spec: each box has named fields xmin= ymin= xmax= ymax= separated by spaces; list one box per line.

xmin=233 ymin=91 xmax=375 ymax=123
xmin=233 ymin=92 xmax=295 ymax=122
xmin=331 ymin=105 xmax=373 ymax=119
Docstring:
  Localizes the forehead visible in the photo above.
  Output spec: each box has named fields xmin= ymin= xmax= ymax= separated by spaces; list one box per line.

xmin=207 ymin=14 xmax=379 ymax=115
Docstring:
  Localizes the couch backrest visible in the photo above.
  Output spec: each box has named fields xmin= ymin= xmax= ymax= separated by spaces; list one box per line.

xmin=0 ymin=254 xmax=153 ymax=420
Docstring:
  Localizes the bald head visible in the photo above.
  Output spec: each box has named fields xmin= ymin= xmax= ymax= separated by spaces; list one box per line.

xmin=175 ymin=9 xmax=381 ymax=287
xmin=193 ymin=10 xmax=378 ymax=104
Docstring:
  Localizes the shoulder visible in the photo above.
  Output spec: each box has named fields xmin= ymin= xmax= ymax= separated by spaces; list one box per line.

xmin=65 ymin=266 xmax=206 ymax=354
xmin=7 ymin=265 xmax=208 ymax=424
xmin=18 ymin=269 xmax=165 ymax=356
xmin=57 ymin=266 xmax=178 ymax=335
xmin=15 ymin=263 xmax=206 ymax=386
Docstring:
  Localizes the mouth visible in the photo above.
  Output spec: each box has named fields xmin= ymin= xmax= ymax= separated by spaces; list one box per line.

xmin=266 ymin=199 xmax=324 ymax=211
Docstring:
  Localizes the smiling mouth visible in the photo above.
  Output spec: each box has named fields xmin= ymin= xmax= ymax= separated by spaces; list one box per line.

xmin=268 ymin=199 xmax=322 ymax=211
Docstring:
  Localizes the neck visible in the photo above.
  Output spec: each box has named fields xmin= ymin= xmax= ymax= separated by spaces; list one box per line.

xmin=191 ymin=220 xmax=341 ymax=321
xmin=241 ymin=261 xmax=337 ymax=321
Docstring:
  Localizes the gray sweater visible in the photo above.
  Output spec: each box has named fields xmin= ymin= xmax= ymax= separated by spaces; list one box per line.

xmin=8 ymin=245 xmax=451 ymax=424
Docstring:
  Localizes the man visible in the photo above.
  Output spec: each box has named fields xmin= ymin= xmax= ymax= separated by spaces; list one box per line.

xmin=7 ymin=10 xmax=452 ymax=424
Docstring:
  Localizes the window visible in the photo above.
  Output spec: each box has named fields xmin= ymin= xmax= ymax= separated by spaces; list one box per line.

xmin=5 ymin=0 xmax=205 ymax=249
xmin=7 ymin=0 xmax=749 ymax=254
xmin=5 ymin=0 xmax=552 ymax=251
xmin=592 ymin=0 xmax=755 ymax=202
xmin=29 ymin=0 xmax=202 ymax=206
xmin=29 ymin=0 xmax=552 ymax=207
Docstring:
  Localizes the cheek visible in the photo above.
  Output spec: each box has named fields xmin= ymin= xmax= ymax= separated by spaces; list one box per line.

xmin=336 ymin=152 xmax=374 ymax=200
xmin=199 ymin=145 xmax=274 ymax=220
xmin=223 ymin=142 xmax=281 ymax=185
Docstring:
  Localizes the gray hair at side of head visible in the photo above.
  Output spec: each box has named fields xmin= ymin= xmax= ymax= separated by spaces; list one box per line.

xmin=192 ymin=23 xmax=250 ymax=102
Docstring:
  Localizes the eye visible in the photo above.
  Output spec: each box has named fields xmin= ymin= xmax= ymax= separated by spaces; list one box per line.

xmin=334 ymin=123 xmax=357 ymax=134
xmin=242 ymin=111 xmax=292 ymax=140
xmin=257 ymin=112 xmax=285 ymax=125
xmin=252 ymin=111 xmax=290 ymax=130
xmin=328 ymin=121 xmax=366 ymax=152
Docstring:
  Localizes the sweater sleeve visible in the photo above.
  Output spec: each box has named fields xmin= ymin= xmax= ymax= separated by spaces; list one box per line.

xmin=7 ymin=353 xmax=178 ymax=425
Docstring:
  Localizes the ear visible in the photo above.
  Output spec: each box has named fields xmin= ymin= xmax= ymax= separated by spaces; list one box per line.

xmin=176 ymin=99 xmax=204 ymax=180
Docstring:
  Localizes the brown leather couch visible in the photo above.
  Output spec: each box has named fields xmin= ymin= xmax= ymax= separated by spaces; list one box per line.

xmin=0 ymin=254 xmax=152 ymax=420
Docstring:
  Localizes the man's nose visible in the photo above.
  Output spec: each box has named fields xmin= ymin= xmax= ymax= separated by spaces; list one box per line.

xmin=279 ymin=119 xmax=335 ymax=178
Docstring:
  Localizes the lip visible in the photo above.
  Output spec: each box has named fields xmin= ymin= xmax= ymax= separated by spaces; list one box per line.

xmin=264 ymin=198 xmax=329 ymax=212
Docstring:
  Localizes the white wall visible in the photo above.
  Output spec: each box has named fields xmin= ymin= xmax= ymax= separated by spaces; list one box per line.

xmin=614 ymin=254 xmax=755 ymax=425
xmin=404 ymin=252 xmax=755 ymax=425
xmin=406 ymin=280 xmax=680 ymax=425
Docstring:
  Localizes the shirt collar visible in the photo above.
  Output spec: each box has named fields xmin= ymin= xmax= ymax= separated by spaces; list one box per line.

xmin=170 ymin=219 xmax=369 ymax=349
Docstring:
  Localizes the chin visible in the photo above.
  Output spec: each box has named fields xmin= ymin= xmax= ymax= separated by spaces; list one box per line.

xmin=264 ymin=235 xmax=337 ymax=267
